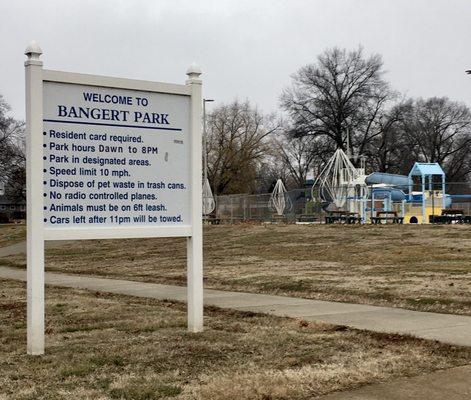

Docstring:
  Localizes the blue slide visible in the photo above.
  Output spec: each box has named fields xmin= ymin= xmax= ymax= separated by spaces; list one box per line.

xmin=365 ymin=172 xmax=452 ymax=207
xmin=365 ymin=172 xmax=409 ymax=201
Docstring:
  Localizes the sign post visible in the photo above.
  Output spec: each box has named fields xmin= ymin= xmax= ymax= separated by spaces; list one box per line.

xmin=25 ymin=41 xmax=45 ymax=355
xmin=186 ymin=65 xmax=204 ymax=332
xmin=24 ymin=42 xmax=204 ymax=354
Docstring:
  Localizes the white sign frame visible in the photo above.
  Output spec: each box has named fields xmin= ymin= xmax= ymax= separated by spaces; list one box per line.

xmin=25 ymin=42 xmax=203 ymax=355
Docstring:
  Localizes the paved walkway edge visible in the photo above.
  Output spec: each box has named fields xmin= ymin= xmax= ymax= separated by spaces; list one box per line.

xmin=316 ymin=365 xmax=471 ymax=400
xmin=1 ymin=266 xmax=471 ymax=347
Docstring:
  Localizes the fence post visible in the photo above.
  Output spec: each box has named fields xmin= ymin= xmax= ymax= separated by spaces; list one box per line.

xmin=421 ymin=175 xmax=426 ymax=224
xmin=249 ymin=195 xmax=252 ymax=220
xmin=230 ymin=196 xmax=233 ymax=223
xmin=442 ymin=175 xmax=446 ymax=210
xmin=243 ymin=197 xmax=246 ymax=221
xmin=371 ymin=190 xmax=375 ymax=219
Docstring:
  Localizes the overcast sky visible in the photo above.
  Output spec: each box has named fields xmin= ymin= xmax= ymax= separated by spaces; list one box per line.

xmin=1 ymin=0 xmax=470 ymax=119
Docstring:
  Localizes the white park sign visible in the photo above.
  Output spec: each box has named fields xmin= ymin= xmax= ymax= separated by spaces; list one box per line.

xmin=43 ymin=82 xmax=191 ymax=228
xmin=25 ymin=41 xmax=203 ymax=355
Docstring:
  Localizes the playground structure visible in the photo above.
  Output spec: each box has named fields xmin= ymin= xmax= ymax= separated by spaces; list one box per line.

xmin=405 ymin=163 xmax=450 ymax=223
xmin=208 ymin=150 xmax=470 ymax=224
xmin=210 ymin=183 xmax=471 ymax=224
xmin=312 ymin=149 xmax=453 ymax=224
xmin=202 ymin=178 xmax=216 ymax=215
xmin=268 ymin=179 xmax=293 ymax=216
xmin=314 ymin=149 xmax=367 ymax=210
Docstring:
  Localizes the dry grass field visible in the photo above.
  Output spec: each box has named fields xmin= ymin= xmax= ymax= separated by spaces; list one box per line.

xmin=2 ymin=278 xmax=471 ymax=400
xmin=0 ymin=224 xmax=25 ymax=248
xmin=1 ymin=223 xmax=471 ymax=315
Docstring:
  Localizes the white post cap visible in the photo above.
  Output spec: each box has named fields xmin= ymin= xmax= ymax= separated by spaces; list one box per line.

xmin=25 ymin=40 xmax=43 ymax=59
xmin=25 ymin=41 xmax=43 ymax=67
xmin=186 ymin=62 xmax=202 ymax=82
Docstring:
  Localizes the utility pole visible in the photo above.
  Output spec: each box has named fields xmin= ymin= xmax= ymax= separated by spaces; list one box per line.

xmin=202 ymin=99 xmax=215 ymax=216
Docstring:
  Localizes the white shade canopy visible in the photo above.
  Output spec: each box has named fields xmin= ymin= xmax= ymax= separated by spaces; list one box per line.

xmin=269 ymin=179 xmax=292 ymax=216
xmin=312 ymin=149 xmax=360 ymax=208
xmin=202 ymin=178 xmax=215 ymax=215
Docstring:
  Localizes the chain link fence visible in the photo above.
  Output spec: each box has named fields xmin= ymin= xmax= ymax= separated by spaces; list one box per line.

xmin=444 ymin=182 xmax=471 ymax=216
xmin=214 ymin=188 xmax=322 ymax=222
xmin=212 ymin=182 xmax=471 ymax=223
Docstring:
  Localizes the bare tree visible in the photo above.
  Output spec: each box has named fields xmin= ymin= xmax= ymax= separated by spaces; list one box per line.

xmin=363 ymin=100 xmax=411 ymax=174
xmin=399 ymin=97 xmax=471 ymax=181
xmin=271 ymin=131 xmax=332 ymax=188
xmin=255 ymin=151 xmax=291 ymax=193
xmin=0 ymin=95 xmax=25 ymax=200
xmin=281 ymin=47 xmax=396 ymax=164
xmin=206 ymin=100 xmax=279 ymax=195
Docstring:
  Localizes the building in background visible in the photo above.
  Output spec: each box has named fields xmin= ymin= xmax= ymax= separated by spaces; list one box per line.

xmin=0 ymin=194 xmax=26 ymax=222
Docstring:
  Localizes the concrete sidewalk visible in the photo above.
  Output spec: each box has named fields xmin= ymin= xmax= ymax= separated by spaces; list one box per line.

xmin=0 ymin=241 xmax=64 ymax=258
xmin=317 ymin=365 xmax=471 ymax=400
xmin=1 ymin=265 xmax=471 ymax=347
xmin=0 ymin=241 xmax=26 ymax=257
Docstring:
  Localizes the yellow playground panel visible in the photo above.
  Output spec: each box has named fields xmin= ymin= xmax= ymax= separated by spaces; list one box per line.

xmin=403 ymin=190 xmax=447 ymax=224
